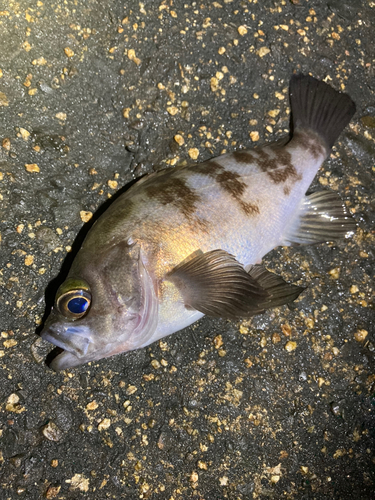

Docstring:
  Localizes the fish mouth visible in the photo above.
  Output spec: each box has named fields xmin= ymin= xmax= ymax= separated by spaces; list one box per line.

xmin=41 ymin=326 xmax=93 ymax=371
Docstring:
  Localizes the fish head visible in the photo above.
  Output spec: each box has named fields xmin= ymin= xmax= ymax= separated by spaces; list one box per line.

xmin=41 ymin=242 xmax=158 ymax=371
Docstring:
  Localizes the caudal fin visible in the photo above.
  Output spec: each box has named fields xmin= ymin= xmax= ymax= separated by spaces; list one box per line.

xmin=289 ymin=74 xmax=356 ymax=150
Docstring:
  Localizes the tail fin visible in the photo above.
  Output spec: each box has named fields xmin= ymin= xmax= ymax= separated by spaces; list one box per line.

xmin=289 ymin=74 xmax=356 ymax=149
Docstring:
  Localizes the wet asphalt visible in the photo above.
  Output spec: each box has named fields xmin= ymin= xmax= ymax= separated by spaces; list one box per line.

xmin=0 ymin=1 xmax=374 ymax=499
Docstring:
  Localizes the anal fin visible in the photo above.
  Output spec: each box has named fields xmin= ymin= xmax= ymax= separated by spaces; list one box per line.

xmin=248 ymin=265 xmax=305 ymax=310
xmin=283 ymin=191 xmax=356 ymax=246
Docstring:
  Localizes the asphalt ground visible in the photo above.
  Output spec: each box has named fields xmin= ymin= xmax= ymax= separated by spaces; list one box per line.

xmin=0 ymin=1 xmax=374 ymax=499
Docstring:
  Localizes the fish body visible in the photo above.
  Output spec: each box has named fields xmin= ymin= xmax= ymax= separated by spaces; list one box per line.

xmin=41 ymin=74 xmax=356 ymax=370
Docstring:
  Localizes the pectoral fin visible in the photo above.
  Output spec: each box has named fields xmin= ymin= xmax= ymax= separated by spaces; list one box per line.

xmin=283 ymin=191 xmax=356 ymax=246
xmin=166 ymin=250 xmax=304 ymax=319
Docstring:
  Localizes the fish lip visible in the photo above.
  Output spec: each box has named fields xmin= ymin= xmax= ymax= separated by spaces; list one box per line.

xmin=49 ymin=350 xmax=82 ymax=371
xmin=41 ymin=326 xmax=92 ymax=357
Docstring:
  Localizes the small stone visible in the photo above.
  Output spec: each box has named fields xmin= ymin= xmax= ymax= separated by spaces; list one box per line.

xmin=256 ymin=46 xmax=270 ymax=58
xmin=300 ymin=466 xmax=309 ymax=475
xmin=190 ymin=471 xmax=198 ymax=483
xmin=272 ymin=333 xmax=281 ymax=344
xmin=167 ymin=105 xmax=178 ymax=115
xmin=64 ymin=47 xmax=74 ymax=57
xmin=126 ymin=385 xmax=137 ymax=395
xmin=19 ymin=128 xmax=30 ymax=141
xmin=127 ymin=49 xmax=141 ymax=65
xmin=285 ymin=341 xmax=297 ymax=352
xmin=214 ymin=335 xmax=223 ymax=349
xmin=197 ymin=460 xmax=207 ymax=470
xmin=107 ymin=180 xmax=118 ymax=189
xmin=80 ymin=211 xmax=93 ymax=222
xmin=0 ymin=91 xmax=9 ymax=106
xmin=25 ymin=163 xmax=40 ymax=173
xmin=188 ymin=148 xmax=199 ymax=160
xmin=68 ymin=474 xmax=89 ymax=492
xmin=239 ymin=324 xmax=249 ymax=334
xmin=2 ymin=138 xmax=10 ymax=150
xmin=328 ymin=267 xmax=340 ymax=279
xmin=174 ymin=134 xmax=184 ymax=145
xmin=151 ymin=359 xmax=161 ymax=369
xmin=238 ymin=25 xmax=248 ymax=36
xmin=250 ymin=131 xmax=259 ymax=142
xmin=218 ymin=46 xmax=226 ymax=54
xmin=210 ymin=77 xmax=220 ymax=91
xmin=268 ymin=109 xmax=280 ymax=118
xmin=3 ymin=339 xmax=17 ymax=348
xmin=98 ymin=418 xmax=111 ymax=431
xmin=55 ymin=112 xmax=67 ymax=121
xmin=317 ymin=377 xmax=325 ymax=388
xmin=32 ymin=57 xmax=47 ymax=65
xmin=45 ymin=485 xmax=61 ymax=499
xmin=42 ymin=422 xmax=63 ymax=442
xmin=24 ymin=255 xmax=34 ymax=266
xmin=354 ymin=329 xmax=368 ymax=342
xmin=86 ymin=401 xmax=98 ymax=411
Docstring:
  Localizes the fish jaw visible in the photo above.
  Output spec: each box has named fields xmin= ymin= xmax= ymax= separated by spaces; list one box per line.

xmin=49 ymin=350 xmax=89 ymax=371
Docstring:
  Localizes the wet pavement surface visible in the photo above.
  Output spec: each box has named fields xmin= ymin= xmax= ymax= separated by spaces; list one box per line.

xmin=0 ymin=1 xmax=374 ymax=499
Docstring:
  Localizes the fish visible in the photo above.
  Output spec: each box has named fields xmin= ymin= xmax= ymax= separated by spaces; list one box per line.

xmin=41 ymin=74 xmax=357 ymax=371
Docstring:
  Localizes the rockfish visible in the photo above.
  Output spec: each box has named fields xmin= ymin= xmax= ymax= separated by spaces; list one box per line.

xmin=41 ymin=74 xmax=356 ymax=371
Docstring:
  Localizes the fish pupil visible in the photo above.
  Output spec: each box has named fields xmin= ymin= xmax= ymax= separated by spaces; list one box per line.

xmin=67 ymin=297 xmax=89 ymax=314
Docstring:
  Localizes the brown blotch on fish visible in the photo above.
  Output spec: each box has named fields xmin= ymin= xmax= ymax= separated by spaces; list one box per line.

xmin=145 ymin=177 xmax=208 ymax=230
xmin=292 ymin=131 xmax=327 ymax=159
xmin=195 ymin=160 xmax=259 ymax=216
xmin=216 ymin=170 xmax=260 ymax=215
xmin=283 ymin=185 xmax=291 ymax=196
xmin=232 ymin=151 xmax=255 ymax=164
xmin=255 ymin=149 xmax=301 ymax=184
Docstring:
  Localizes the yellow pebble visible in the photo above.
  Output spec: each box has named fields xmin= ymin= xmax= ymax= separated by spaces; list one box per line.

xmin=188 ymin=148 xmax=199 ymax=160
xmin=285 ymin=341 xmax=297 ymax=352
xmin=354 ymin=329 xmax=368 ymax=342
xmin=80 ymin=211 xmax=93 ymax=223
xmin=64 ymin=47 xmax=74 ymax=57
xmin=24 ymin=255 xmax=34 ymax=266
xmin=174 ymin=134 xmax=184 ymax=145
xmin=25 ymin=163 xmax=40 ymax=173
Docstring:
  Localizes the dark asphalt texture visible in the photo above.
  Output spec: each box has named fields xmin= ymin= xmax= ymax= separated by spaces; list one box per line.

xmin=0 ymin=1 xmax=374 ymax=499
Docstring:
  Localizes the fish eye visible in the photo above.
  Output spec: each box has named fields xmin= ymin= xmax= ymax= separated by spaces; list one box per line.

xmin=56 ymin=278 xmax=92 ymax=320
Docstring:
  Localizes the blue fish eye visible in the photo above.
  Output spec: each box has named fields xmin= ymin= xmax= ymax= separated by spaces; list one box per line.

xmin=67 ymin=296 xmax=90 ymax=314
xmin=56 ymin=286 xmax=92 ymax=319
